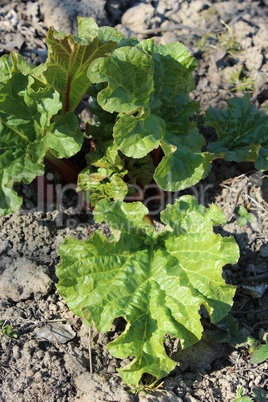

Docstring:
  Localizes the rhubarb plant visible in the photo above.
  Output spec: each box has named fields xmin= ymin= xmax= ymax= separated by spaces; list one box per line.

xmin=0 ymin=17 xmax=118 ymax=215
xmin=80 ymin=37 xmax=213 ymax=205
xmin=2 ymin=16 xmax=267 ymax=387
xmin=0 ymin=17 xmax=215 ymax=213
xmin=1 ymin=18 xmax=267 ymax=213
xmin=204 ymin=95 xmax=268 ymax=171
xmin=57 ymin=196 xmax=239 ymax=386
xmin=0 ymin=53 xmax=83 ymax=215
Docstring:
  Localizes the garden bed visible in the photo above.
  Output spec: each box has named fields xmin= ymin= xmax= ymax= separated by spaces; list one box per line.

xmin=0 ymin=1 xmax=267 ymax=401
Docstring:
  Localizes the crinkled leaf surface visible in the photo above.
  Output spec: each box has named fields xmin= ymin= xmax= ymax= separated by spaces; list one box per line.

xmin=113 ymin=112 xmax=165 ymax=159
xmin=88 ymin=40 xmax=155 ymax=115
xmin=205 ymin=95 xmax=268 ymax=170
xmin=78 ymin=143 xmax=128 ymax=206
xmin=32 ymin=17 xmax=117 ymax=113
xmin=0 ymin=56 xmax=83 ymax=215
xmin=125 ymin=154 xmax=155 ymax=189
xmin=154 ymin=101 xmax=213 ymax=191
xmin=88 ymin=41 xmax=211 ymax=191
xmin=0 ymin=55 xmax=12 ymax=82
xmin=78 ymin=144 xmax=155 ymax=206
xmin=154 ymin=142 xmax=213 ymax=191
xmin=78 ymin=166 xmax=128 ymax=207
xmin=56 ymin=195 xmax=239 ymax=386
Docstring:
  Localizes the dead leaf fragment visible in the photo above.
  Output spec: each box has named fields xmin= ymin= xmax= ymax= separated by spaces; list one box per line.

xmin=35 ymin=323 xmax=76 ymax=344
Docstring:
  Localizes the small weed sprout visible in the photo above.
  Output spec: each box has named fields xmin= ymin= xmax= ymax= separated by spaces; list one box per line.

xmin=197 ymin=19 xmax=240 ymax=53
xmin=0 ymin=320 xmax=17 ymax=339
xmin=229 ymin=66 xmax=255 ymax=93
xmin=250 ymin=334 xmax=268 ymax=364
xmin=237 ymin=205 xmax=256 ymax=226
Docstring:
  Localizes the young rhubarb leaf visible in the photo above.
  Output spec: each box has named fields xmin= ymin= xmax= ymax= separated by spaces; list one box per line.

xmin=78 ymin=166 xmax=128 ymax=207
xmin=125 ymin=154 xmax=155 ymax=190
xmin=144 ymin=42 xmax=197 ymax=118
xmin=56 ymin=195 xmax=239 ymax=386
xmin=43 ymin=112 xmax=83 ymax=159
xmin=31 ymin=17 xmax=118 ymax=114
xmin=88 ymin=39 xmax=155 ymax=115
xmin=78 ymin=139 xmax=155 ymax=206
xmin=88 ymin=40 xmax=163 ymax=158
xmin=78 ymin=142 xmax=128 ymax=206
xmin=154 ymin=98 xmax=213 ymax=191
xmin=205 ymin=95 xmax=268 ymax=171
xmin=154 ymin=143 xmax=213 ymax=191
xmin=0 ymin=56 xmax=83 ymax=215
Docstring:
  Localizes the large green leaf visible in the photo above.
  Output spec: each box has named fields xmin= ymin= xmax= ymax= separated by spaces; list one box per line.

xmin=87 ymin=41 xmax=210 ymax=192
xmin=87 ymin=40 xmax=198 ymax=158
xmin=154 ymin=147 xmax=213 ymax=191
xmin=0 ymin=56 xmax=83 ymax=215
xmin=113 ymin=112 xmax=165 ymax=158
xmin=57 ymin=195 xmax=239 ymax=386
xmin=154 ymin=107 xmax=213 ymax=191
xmin=205 ymin=95 xmax=268 ymax=170
xmin=139 ymin=41 xmax=197 ymax=119
xmin=88 ymin=40 xmax=155 ymax=115
xmin=31 ymin=17 xmax=117 ymax=113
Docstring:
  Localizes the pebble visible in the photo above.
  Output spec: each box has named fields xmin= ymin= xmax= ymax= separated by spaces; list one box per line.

xmin=245 ymin=49 xmax=264 ymax=71
xmin=38 ymin=0 xmax=107 ymax=33
xmin=253 ymin=24 xmax=268 ymax=49
xmin=121 ymin=3 xmax=156 ymax=33
xmin=189 ymin=0 xmax=208 ymax=13
xmin=259 ymin=244 xmax=268 ymax=258
xmin=11 ymin=345 xmax=20 ymax=359
xmin=233 ymin=21 xmax=257 ymax=41
xmin=0 ymin=258 xmax=53 ymax=302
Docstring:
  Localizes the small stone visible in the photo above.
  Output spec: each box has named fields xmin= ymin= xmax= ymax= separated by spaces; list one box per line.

xmin=158 ymin=31 xmax=177 ymax=45
xmin=245 ymin=49 xmax=264 ymax=71
xmin=233 ymin=21 xmax=257 ymax=41
xmin=240 ymin=37 xmax=253 ymax=50
xmin=38 ymin=0 xmax=107 ymax=34
xmin=190 ymin=0 xmax=208 ymax=13
xmin=0 ymin=258 xmax=53 ymax=301
xmin=121 ymin=3 xmax=155 ymax=33
xmin=253 ymin=24 xmax=268 ymax=49
xmin=156 ymin=0 xmax=167 ymax=15
xmin=12 ymin=345 xmax=21 ymax=360
xmin=259 ymin=244 xmax=268 ymax=258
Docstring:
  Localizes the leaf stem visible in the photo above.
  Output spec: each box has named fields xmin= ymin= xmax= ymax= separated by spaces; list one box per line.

xmin=63 ymin=69 xmax=72 ymax=115
xmin=63 ymin=43 xmax=75 ymax=115
xmin=89 ymin=326 xmax=93 ymax=373
xmin=152 ymin=146 xmax=161 ymax=167
xmin=45 ymin=151 xmax=80 ymax=184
